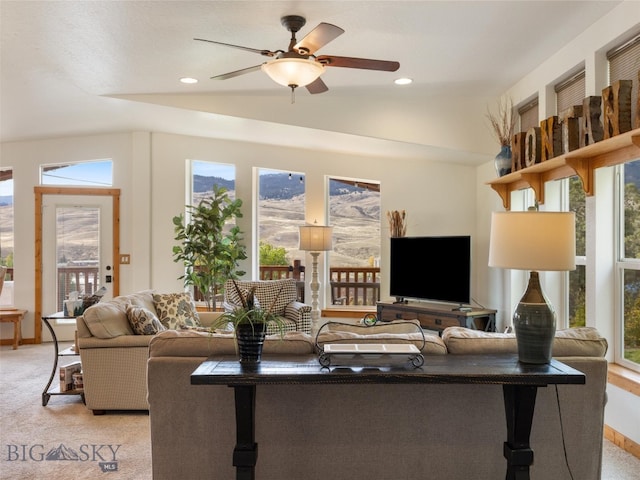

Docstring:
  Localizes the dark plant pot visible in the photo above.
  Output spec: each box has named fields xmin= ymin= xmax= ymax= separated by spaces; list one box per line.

xmin=236 ymin=322 xmax=267 ymax=364
xmin=494 ymin=145 xmax=512 ymax=177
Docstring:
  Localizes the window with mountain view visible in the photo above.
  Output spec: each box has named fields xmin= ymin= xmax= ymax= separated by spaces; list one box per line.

xmin=189 ymin=160 xmax=237 ymax=301
xmin=257 ymin=169 xmax=306 ymax=280
xmin=328 ymin=177 xmax=381 ymax=306
xmin=618 ymin=159 xmax=640 ymax=371
xmin=0 ymin=168 xmax=13 ymax=306
xmin=191 ymin=161 xmax=235 ymax=206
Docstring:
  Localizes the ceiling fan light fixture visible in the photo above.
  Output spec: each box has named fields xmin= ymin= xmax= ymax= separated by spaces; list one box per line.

xmin=261 ymin=58 xmax=324 ymax=88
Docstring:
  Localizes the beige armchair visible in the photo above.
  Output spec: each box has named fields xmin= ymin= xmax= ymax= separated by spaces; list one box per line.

xmin=223 ymin=278 xmax=312 ymax=334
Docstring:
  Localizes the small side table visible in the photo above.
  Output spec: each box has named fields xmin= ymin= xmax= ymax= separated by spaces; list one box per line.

xmin=0 ymin=308 xmax=27 ymax=350
xmin=42 ymin=312 xmax=85 ymax=406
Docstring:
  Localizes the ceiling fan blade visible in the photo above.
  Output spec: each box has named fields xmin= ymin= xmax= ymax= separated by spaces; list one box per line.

xmin=211 ymin=64 xmax=264 ymax=80
xmin=316 ymin=55 xmax=400 ymax=72
xmin=294 ymin=23 xmax=344 ymax=55
xmin=194 ymin=38 xmax=276 ymax=57
xmin=306 ymin=77 xmax=329 ymax=94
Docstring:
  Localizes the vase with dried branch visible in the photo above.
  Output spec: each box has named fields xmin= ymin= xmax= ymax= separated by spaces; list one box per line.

xmin=387 ymin=210 xmax=407 ymax=238
xmin=486 ymin=97 xmax=516 ymax=177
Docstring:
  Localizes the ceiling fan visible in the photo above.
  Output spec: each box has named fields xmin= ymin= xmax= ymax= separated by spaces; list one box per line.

xmin=194 ymin=15 xmax=400 ymax=97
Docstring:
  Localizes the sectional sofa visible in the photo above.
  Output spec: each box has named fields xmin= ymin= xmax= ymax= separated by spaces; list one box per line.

xmin=76 ymin=281 xmax=310 ymax=414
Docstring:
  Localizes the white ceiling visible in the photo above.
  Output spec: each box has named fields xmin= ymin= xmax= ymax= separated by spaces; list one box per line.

xmin=0 ymin=1 xmax=624 ymax=165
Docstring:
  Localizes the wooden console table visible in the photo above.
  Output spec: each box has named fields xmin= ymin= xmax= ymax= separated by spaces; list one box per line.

xmin=191 ymin=354 xmax=585 ymax=480
xmin=377 ymin=300 xmax=497 ymax=333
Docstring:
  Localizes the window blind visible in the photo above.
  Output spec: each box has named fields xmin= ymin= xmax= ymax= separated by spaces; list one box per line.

xmin=608 ymin=34 xmax=640 ymax=124
xmin=518 ymin=99 xmax=539 ymax=132
xmin=555 ymin=71 xmax=586 ymax=113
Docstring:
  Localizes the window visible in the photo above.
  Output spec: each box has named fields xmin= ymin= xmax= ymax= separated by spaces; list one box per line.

xmin=41 ymin=160 xmax=113 ymax=186
xmin=617 ymin=159 xmax=640 ymax=371
xmin=518 ymin=98 xmax=539 ymax=133
xmin=610 ymin=33 xmax=640 ymax=371
xmin=327 ymin=177 xmax=381 ymax=306
xmin=55 ymin=206 xmax=100 ymax=313
xmin=190 ymin=161 xmax=235 ymax=206
xmin=556 ymin=71 xmax=587 ymax=329
xmin=607 ymin=33 xmax=640 ymax=125
xmin=0 ymin=168 xmax=13 ymax=306
xmin=568 ymin=176 xmax=586 ymax=327
xmin=257 ymin=169 xmax=306 ymax=282
xmin=555 ymin=70 xmax=586 ymax=113
xmin=188 ymin=161 xmax=236 ymax=302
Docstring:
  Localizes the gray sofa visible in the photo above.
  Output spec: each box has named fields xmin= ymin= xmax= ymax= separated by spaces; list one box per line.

xmin=76 ymin=282 xmax=311 ymax=414
xmin=147 ymin=325 xmax=608 ymax=480
xmin=76 ymin=290 xmax=223 ymax=413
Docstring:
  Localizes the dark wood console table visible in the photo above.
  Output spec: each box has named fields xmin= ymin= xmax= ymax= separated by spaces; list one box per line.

xmin=377 ymin=300 xmax=497 ymax=333
xmin=191 ymin=354 xmax=585 ymax=480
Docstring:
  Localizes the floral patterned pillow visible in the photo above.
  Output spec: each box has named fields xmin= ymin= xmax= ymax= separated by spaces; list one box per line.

xmin=126 ymin=305 xmax=166 ymax=335
xmin=152 ymin=292 xmax=201 ymax=330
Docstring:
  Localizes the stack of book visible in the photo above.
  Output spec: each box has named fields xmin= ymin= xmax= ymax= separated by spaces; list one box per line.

xmin=60 ymin=362 xmax=82 ymax=392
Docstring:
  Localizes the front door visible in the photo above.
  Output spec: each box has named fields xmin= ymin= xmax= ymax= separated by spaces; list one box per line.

xmin=35 ymin=187 xmax=120 ymax=342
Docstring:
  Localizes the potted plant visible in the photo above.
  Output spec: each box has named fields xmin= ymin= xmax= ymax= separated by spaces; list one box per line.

xmin=172 ymin=185 xmax=247 ymax=311
xmin=213 ymin=280 xmax=288 ymax=364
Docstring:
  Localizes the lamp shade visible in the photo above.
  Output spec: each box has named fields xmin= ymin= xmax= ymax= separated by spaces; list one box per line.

xmin=261 ymin=58 xmax=324 ymax=88
xmin=299 ymin=224 xmax=333 ymax=252
xmin=488 ymin=211 xmax=576 ymax=271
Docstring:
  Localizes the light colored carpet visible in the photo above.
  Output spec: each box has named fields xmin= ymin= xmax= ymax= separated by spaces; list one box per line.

xmin=1 ymin=342 xmax=639 ymax=479
xmin=0 ymin=342 xmax=151 ymax=480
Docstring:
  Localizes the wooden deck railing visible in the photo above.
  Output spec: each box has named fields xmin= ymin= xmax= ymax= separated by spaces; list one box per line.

xmin=330 ymin=267 xmax=380 ymax=306
xmin=258 ymin=260 xmax=306 ymax=302
xmin=56 ymin=266 xmax=100 ymax=312
xmin=44 ymin=263 xmax=379 ymax=309
xmin=2 ymin=267 xmax=13 ymax=281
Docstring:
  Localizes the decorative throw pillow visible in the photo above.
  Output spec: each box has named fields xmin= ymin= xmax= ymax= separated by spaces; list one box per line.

xmin=82 ymin=302 xmax=133 ymax=338
xmin=126 ymin=304 xmax=166 ymax=335
xmin=152 ymin=292 xmax=201 ymax=330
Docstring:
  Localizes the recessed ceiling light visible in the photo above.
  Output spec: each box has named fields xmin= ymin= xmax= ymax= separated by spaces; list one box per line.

xmin=180 ymin=77 xmax=198 ymax=84
xmin=394 ymin=77 xmax=412 ymax=85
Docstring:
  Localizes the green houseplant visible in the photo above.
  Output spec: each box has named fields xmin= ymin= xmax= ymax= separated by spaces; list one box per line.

xmin=172 ymin=185 xmax=247 ymax=311
xmin=213 ymin=280 xmax=288 ymax=363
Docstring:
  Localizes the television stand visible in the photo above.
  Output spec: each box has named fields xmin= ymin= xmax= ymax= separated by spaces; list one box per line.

xmin=377 ymin=301 xmax=496 ymax=334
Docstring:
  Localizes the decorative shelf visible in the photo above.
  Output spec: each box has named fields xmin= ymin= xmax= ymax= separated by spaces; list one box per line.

xmin=487 ymin=128 xmax=640 ymax=210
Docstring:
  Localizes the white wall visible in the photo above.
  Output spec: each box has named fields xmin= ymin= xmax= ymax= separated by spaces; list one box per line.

xmin=147 ymin=132 xmax=479 ymax=300
xmin=1 ymin=131 xmax=480 ymax=342
xmin=475 ymin=1 xmax=640 ymax=445
xmin=0 ymin=133 xmax=135 ymax=340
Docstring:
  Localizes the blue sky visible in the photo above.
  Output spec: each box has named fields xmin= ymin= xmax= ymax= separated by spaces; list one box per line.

xmin=1 ymin=160 xmax=297 ymax=196
xmin=0 ymin=179 xmax=12 ymax=196
xmin=192 ymin=161 xmax=234 ymax=180
xmin=41 ymin=160 xmax=113 ymax=186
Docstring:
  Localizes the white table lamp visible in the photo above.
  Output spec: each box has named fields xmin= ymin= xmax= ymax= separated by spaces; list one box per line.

xmin=489 ymin=211 xmax=575 ymax=364
xmin=299 ymin=223 xmax=333 ymax=323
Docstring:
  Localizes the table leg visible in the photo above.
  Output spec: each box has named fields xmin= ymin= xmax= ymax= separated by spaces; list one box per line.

xmin=502 ymin=385 xmax=537 ymax=480
xmin=232 ymin=385 xmax=258 ymax=480
xmin=13 ymin=317 xmax=20 ymax=349
xmin=41 ymin=317 xmax=59 ymax=406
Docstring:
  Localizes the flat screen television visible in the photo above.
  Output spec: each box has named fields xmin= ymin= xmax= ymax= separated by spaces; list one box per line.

xmin=390 ymin=235 xmax=471 ymax=307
